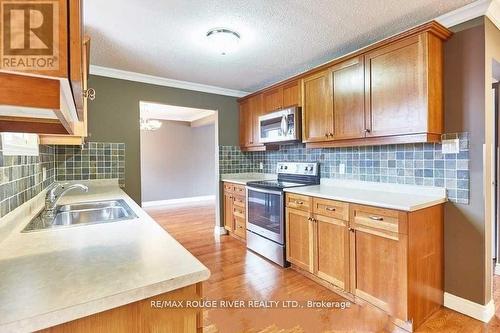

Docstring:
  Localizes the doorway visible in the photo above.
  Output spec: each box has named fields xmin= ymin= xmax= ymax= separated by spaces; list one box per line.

xmin=139 ymin=101 xmax=218 ymax=216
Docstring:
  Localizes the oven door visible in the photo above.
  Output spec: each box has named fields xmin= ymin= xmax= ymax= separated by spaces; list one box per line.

xmin=246 ymin=186 xmax=284 ymax=244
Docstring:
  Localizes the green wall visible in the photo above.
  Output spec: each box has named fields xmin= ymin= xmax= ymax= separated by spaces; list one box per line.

xmin=87 ymin=75 xmax=239 ymax=203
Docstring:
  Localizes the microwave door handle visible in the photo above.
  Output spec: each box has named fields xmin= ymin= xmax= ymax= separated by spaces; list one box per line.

xmin=281 ymin=115 xmax=288 ymax=135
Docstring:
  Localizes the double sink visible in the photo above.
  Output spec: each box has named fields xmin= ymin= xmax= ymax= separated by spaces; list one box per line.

xmin=23 ymin=199 xmax=138 ymax=232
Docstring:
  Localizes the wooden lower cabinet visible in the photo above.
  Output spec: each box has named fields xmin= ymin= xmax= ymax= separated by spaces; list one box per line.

xmin=314 ymin=214 xmax=349 ymax=290
xmin=285 ymin=207 xmax=313 ymax=272
xmin=38 ymin=283 xmax=203 ymax=333
xmin=285 ymin=193 xmax=443 ymax=332
xmin=222 ymin=182 xmax=247 ymax=241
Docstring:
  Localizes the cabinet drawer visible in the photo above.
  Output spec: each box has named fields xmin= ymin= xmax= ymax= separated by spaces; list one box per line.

xmin=313 ymin=197 xmax=349 ymax=221
xmin=233 ymin=205 xmax=246 ymax=219
xmin=234 ymin=216 xmax=246 ymax=239
xmin=286 ymin=193 xmax=311 ymax=211
xmin=351 ymin=205 xmax=401 ymax=234
xmin=223 ymin=182 xmax=235 ymax=192
xmin=233 ymin=184 xmax=246 ymax=196
xmin=233 ymin=195 xmax=246 ymax=208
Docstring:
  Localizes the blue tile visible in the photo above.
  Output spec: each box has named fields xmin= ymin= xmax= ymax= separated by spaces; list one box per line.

xmin=424 ymin=152 xmax=433 ymax=160
xmin=434 ymin=178 xmax=445 ymax=187
xmin=434 ymin=160 xmax=444 ymax=169
xmin=457 ymin=170 xmax=469 ymax=180
xmin=388 ymin=160 xmax=396 ymax=168
xmin=424 ymin=169 xmax=433 ymax=178
xmin=405 ymin=152 xmax=414 ymax=159
xmin=415 ymin=169 xmax=424 ymax=177
xmin=396 ymin=152 xmax=404 ymax=160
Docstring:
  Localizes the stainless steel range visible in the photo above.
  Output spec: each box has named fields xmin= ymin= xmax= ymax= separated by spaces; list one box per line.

xmin=246 ymin=162 xmax=320 ymax=267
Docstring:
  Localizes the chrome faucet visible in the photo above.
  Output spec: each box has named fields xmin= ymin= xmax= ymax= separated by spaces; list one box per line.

xmin=45 ymin=183 xmax=89 ymax=216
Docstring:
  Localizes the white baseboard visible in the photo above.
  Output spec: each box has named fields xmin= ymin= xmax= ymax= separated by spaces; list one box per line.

xmin=495 ymin=263 xmax=500 ymax=276
xmin=214 ymin=226 xmax=227 ymax=236
xmin=444 ymin=292 xmax=495 ymax=323
xmin=142 ymin=195 xmax=215 ymax=207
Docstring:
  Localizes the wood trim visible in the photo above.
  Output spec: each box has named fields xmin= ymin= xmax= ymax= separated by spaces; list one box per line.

xmin=39 ymin=135 xmax=84 ymax=145
xmin=238 ymin=21 xmax=452 ymax=102
xmin=0 ymin=73 xmax=60 ymax=109
xmin=305 ymin=133 xmax=441 ymax=148
xmin=69 ymin=0 xmax=84 ymax=119
xmin=0 ymin=116 xmax=68 ymax=134
xmin=355 ymin=289 xmax=390 ymax=312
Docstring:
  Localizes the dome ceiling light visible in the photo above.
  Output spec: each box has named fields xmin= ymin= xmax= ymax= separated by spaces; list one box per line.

xmin=206 ymin=28 xmax=240 ymax=55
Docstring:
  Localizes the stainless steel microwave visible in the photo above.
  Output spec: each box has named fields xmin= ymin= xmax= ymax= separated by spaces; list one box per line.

xmin=258 ymin=107 xmax=301 ymax=144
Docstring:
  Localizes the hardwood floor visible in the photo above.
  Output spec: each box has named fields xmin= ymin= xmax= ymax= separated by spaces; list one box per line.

xmin=146 ymin=202 xmax=500 ymax=333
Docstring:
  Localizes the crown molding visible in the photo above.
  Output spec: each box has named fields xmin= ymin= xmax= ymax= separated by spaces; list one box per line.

xmin=435 ymin=0 xmax=493 ymax=28
xmin=486 ymin=0 xmax=500 ymax=29
xmin=89 ymin=65 xmax=248 ymax=98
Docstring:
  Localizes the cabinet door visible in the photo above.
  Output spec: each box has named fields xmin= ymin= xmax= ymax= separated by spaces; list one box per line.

xmin=69 ymin=0 xmax=84 ymax=120
xmin=263 ymin=87 xmax=283 ymax=112
xmin=301 ymin=70 xmax=333 ymax=142
xmin=331 ymin=57 xmax=366 ymax=140
xmin=350 ymin=227 xmax=407 ymax=321
xmin=238 ymin=100 xmax=252 ymax=147
xmin=314 ymin=215 xmax=349 ymax=290
xmin=223 ymin=191 xmax=234 ymax=231
xmin=249 ymin=94 xmax=264 ymax=146
xmin=285 ymin=207 xmax=313 ymax=272
xmin=282 ymin=80 xmax=300 ymax=108
xmin=364 ymin=35 xmax=427 ymax=137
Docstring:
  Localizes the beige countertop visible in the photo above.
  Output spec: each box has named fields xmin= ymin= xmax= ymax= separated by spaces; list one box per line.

xmin=284 ymin=179 xmax=447 ymax=211
xmin=220 ymin=172 xmax=276 ymax=185
xmin=0 ymin=181 xmax=210 ymax=333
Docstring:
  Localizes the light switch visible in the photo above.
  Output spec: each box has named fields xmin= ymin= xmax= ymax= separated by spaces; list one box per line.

xmin=442 ymin=139 xmax=460 ymax=154
xmin=259 ymin=162 xmax=263 ymax=170
xmin=42 ymin=167 xmax=47 ymax=181
xmin=339 ymin=163 xmax=346 ymax=174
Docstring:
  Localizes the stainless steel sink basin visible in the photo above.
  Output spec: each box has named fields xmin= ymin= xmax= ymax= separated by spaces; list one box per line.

xmin=22 ymin=199 xmax=138 ymax=232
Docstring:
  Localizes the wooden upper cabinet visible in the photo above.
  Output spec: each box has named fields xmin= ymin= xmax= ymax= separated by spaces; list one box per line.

xmin=365 ymin=33 xmax=442 ymax=138
xmin=262 ymin=80 xmax=300 ymax=113
xmin=282 ymin=80 xmax=301 ymax=108
xmin=331 ymin=56 xmax=366 ymax=140
xmin=239 ymin=100 xmax=252 ymax=147
xmin=69 ymin=0 xmax=85 ymax=120
xmin=301 ymin=69 xmax=333 ymax=142
xmin=263 ymin=87 xmax=283 ymax=113
xmin=249 ymin=94 xmax=263 ymax=146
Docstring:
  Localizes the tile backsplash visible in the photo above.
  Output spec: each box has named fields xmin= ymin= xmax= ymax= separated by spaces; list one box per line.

xmin=55 ymin=142 xmax=125 ymax=187
xmin=219 ymin=133 xmax=470 ymax=204
xmin=0 ymin=144 xmax=55 ymax=217
xmin=0 ymin=141 xmax=126 ymax=219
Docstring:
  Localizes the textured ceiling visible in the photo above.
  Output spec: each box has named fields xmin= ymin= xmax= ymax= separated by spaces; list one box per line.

xmin=84 ymin=0 xmax=475 ymax=93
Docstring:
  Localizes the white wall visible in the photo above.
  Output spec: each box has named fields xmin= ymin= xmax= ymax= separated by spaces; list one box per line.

xmin=140 ymin=120 xmax=215 ymax=202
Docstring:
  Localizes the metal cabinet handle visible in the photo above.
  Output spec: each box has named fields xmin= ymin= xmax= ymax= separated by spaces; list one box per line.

xmin=369 ymin=215 xmax=384 ymax=221
xmin=328 ymin=133 xmax=333 ymax=137
xmin=325 ymin=207 xmax=336 ymax=211
xmin=295 ymin=200 xmax=304 ymax=205
xmin=348 ymin=227 xmax=355 ymax=232
xmin=364 ymin=129 xmax=371 ymax=133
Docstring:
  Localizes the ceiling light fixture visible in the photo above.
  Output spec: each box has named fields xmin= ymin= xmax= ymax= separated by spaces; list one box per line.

xmin=140 ymin=118 xmax=162 ymax=131
xmin=206 ymin=28 xmax=240 ymax=55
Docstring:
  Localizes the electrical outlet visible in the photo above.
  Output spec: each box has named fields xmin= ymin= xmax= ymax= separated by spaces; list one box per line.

xmin=339 ymin=163 xmax=346 ymax=174
xmin=259 ymin=162 xmax=263 ymax=170
xmin=442 ymin=139 xmax=460 ymax=154
xmin=42 ymin=167 xmax=47 ymax=181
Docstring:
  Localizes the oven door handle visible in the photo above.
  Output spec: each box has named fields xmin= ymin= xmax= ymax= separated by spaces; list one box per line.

xmin=246 ymin=186 xmax=283 ymax=196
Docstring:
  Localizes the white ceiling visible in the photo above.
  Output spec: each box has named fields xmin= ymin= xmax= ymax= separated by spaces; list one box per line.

xmin=140 ymin=101 xmax=215 ymax=122
xmin=84 ymin=0 xmax=475 ymax=93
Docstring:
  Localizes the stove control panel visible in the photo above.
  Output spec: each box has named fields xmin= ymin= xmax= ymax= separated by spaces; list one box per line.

xmin=276 ymin=162 xmax=318 ymax=176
